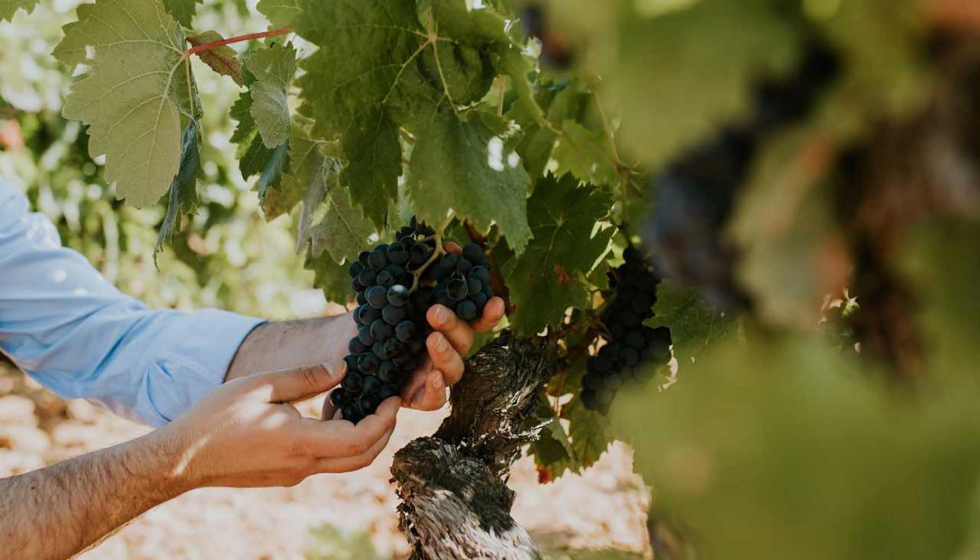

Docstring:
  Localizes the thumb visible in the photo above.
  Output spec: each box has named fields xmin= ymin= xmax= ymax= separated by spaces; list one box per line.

xmin=247 ymin=359 xmax=348 ymax=404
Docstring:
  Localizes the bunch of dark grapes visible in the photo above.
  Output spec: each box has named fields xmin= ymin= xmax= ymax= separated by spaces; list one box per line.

xmin=330 ymin=218 xmax=494 ymax=423
xmin=582 ymin=247 xmax=672 ymax=414
xmin=643 ymin=41 xmax=841 ymax=310
xmin=423 ymin=242 xmax=494 ymax=322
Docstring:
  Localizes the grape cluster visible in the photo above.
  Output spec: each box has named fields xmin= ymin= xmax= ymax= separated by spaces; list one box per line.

xmin=423 ymin=242 xmax=494 ymax=322
xmin=643 ymin=42 xmax=840 ymax=310
xmin=582 ymin=247 xmax=672 ymax=414
xmin=330 ymin=218 xmax=494 ymax=423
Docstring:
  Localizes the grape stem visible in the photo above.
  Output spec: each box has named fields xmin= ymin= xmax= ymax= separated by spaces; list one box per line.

xmin=463 ymin=220 xmax=513 ymax=316
xmin=183 ymin=28 xmax=293 ymax=59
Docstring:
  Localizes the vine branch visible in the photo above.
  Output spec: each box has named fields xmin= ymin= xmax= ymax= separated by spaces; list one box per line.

xmin=184 ymin=28 xmax=293 ymax=58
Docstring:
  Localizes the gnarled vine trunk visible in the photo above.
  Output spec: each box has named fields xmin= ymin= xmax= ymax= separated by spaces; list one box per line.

xmin=391 ymin=333 xmax=555 ymax=560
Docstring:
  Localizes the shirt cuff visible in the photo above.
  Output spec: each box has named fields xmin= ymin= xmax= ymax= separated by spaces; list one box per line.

xmin=133 ymin=309 xmax=264 ymax=427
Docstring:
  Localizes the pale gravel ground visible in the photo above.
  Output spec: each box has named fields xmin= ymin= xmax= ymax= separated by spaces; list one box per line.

xmin=0 ymin=365 xmax=651 ymax=559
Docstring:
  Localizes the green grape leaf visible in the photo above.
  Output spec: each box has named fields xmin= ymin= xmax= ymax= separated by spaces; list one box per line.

xmin=246 ymin=42 xmax=296 ymax=149
xmin=408 ymin=110 xmax=532 ymax=254
xmin=55 ymin=0 xmax=200 ymax=208
xmin=562 ymin=397 xmax=611 ymax=472
xmin=503 ymin=174 xmax=612 ymax=335
xmin=162 ymin=0 xmax=200 ymax=28
xmin=232 ymin=89 xmax=289 ymax=190
xmin=187 ymin=31 xmax=244 ymax=86
xmin=295 ymin=0 xmax=429 ymax=228
xmin=294 ymin=136 xmax=373 ymax=265
xmin=257 ymin=0 xmax=300 ymax=28
xmin=648 ymin=279 xmax=740 ymax=367
xmin=0 ymin=0 xmax=37 ymax=22
xmin=156 ymin=120 xmax=201 ymax=252
xmin=552 ymin=120 xmax=620 ymax=187
xmin=295 ymin=0 xmax=523 ymax=234
xmin=306 ymin=250 xmax=353 ymax=304
xmin=528 ymin=399 xmax=578 ymax=480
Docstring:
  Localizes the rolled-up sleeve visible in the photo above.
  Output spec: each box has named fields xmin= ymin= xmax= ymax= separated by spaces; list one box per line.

xmin=0 ymin=180 xmax=264 ymax=427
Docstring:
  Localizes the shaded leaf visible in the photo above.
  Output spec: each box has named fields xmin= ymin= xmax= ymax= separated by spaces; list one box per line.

xmin=156 ymin=120 xmax=201 ymax=252
xmin=0 ymin=0 xmax=37 ymax=22
xmin=552 ymin=120 xmax=619 ymax=187
xmin=257 ymin=0 xmax=300 ymax=28
xmin=408 ymin=109 xmax=532 ymax=254
xmin=648 ymin=279 xmax=740 ymax=366
xmin=162 ymin=0 xmax=200 ymax=28
xmin=187 ymin=31 xmax=244 ymax=86
xmin=503 ymin=174 xmax=612 ymax=335
xmin=246 ymin=42 xmax=296 ymax=148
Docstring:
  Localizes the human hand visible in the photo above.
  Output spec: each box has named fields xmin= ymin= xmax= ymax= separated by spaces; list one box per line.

xmin=161 ymin=358 xmax=398 ymax=489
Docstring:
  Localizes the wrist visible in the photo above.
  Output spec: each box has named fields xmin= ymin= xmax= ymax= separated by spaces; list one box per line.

xmin=141 ymin=423 xmax=202 ymax=496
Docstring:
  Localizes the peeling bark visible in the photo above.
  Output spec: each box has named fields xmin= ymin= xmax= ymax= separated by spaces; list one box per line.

xmin=391 ymin=333 xmax=555 ymax=560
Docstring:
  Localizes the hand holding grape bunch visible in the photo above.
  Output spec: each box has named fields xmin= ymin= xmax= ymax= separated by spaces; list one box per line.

xmin=324 ymin=219 xmax=505 ymax=423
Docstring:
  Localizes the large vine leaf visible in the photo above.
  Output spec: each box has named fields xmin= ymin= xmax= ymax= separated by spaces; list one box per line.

xmin=156 ymin=120 xmax=201 ymax=252
xmin=257 ymin=0 xmax=300 ymax=28
xmin=0 ymin=0 xmax=37 ymax=22
xmin=503 ymin=174 xmax=613 ymax=335
xmin=295 ymin=0 xmax=531 ymax=246
xmin=187 ymin=31 xmax=244 ymax=86
xmin=295 ymin=0 xmax=430 ymax=228
xmin=408 ymin=109 xmax=532 ymax=253
xmin=246 ymin=42 xmax=296 ymax=149
xmin=162 ymin=0 xmax=200 ymax=28
xmin=55 ymin=0 xmax=199 ymax=208
xmin=292 ymin=131 xmax=373 ymax=264
xmin=648 ymin=279 xmax=740 ymax=367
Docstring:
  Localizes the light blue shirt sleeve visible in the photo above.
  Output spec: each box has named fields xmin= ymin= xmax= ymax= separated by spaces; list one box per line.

xmin=0 ymin=180 xmax=265 ymax=427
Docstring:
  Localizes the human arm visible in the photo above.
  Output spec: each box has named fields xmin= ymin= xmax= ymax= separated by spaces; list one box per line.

xmin=0 ymin=358 xmax=397 ymax=560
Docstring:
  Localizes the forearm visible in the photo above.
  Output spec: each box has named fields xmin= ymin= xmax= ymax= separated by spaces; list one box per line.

xmin=225 ymin=313 xmax=356 ymax=383
xmin=0 ymin=430 xmax=187 ymax=560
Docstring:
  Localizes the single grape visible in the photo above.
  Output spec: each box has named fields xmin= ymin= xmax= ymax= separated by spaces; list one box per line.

xmin=370 ymin=319 xmax=393 ymax=341
xmin=456 ymin=300 xmax=478 ymax=321
xmin=379 ymin=383 xmax=401 ymax=400
xmin=409 ymin=244 xmax=430 ymax=267
xmin=330 ymin=388 xmax=349 ymax=407
xmin=349 ymin=338 xmax=368 ymax=355
xmin=440 ymin=253 xmax=459 ymax=273
xmin=357 ymin=353 xmax=380 ymax=372
xmin=447 ymin=278 xmax=468 ymax=301
xmin=387 ymin=242 xmax=409 ymax=265
xmin=383 ymin=304 xmax=407 ymax=325
xmin=387 ymin=284 xmax=409 ymax=307
xmin=470 ymin=266 xmax=491 ymax=284
xmin=396 ymin=320 xmax=419 ymax=343
xmin=378 ymin=361 xmax=399 ymax=382
xmin=385 ymin=338 xmax=405 ymax=358
xmin=456 ymin=259 xmax=472 ymax=275
xmin=472 ymin=293 xmax=488 ymax=309
xmin=366 ymin=286 xmax=388 ymax=309
xmin=373 ymin=342 xmax=390 ymax=361
xmin=360 ymin=305 xmax=382 ymax=325
xmin=463 ymin=242 xmax=484 ymax=263
xmin=359 ymin=395 xmax=380 ymax=416
xmin=376 ymin=270 xmax=396 ymax=288
xmin=349 ymin=262 xmax=364 ymax=278
xmin=362 ymin=375 xmax=382 ymax=395
xmin=358 ymin=251 xmax=370 ymax=265
xmin=357 ymin=326 xmax=375 ymax=347
xmin=341 ymin=371 xmax=364 ymax=391
xmin=357 ymin=268 xmax=377 ymax=287
xmin=467 ymin=278 xmax=483 ymax=297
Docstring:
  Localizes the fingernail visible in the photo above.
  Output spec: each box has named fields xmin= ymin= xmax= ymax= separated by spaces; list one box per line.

xmin=430 ymin=373 xmax=445 ymax=391
xmin=324 ymin=359 xmax=346 ymax=378
xmin=435 ymin=333 xmax=450 ymax=353
xmin=433 ymin=305 xmax=450 ymax=326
